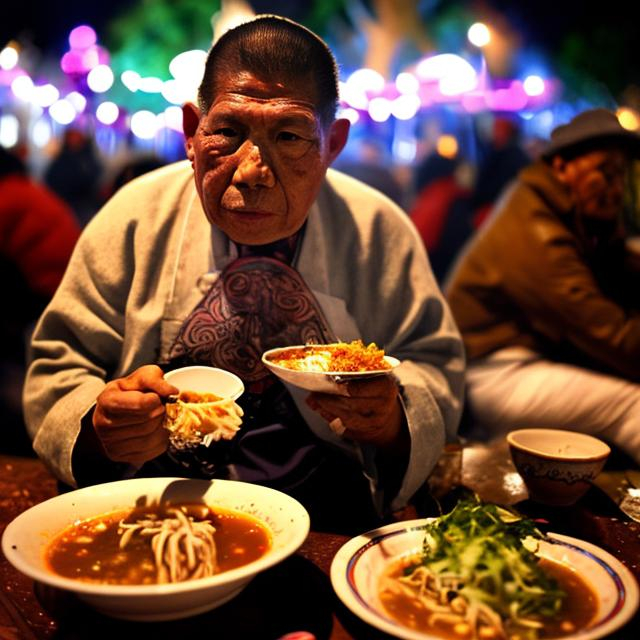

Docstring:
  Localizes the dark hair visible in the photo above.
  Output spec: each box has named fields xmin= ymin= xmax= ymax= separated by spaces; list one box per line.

xmin=198 ymin=15 xmax=339 ymax=127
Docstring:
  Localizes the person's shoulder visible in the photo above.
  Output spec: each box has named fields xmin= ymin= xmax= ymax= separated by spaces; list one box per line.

xmin=114 ymin=159 xmax=192 ymax=195
xmin=100 ymin=160 xmax=192 ymax=211
xmin=323 ymin=168 xmax=410 ymax=225
xmin=320 ymin=168 xmax=423 ymax=248
xmin=84 ymin=160 xmax=193 ymax=236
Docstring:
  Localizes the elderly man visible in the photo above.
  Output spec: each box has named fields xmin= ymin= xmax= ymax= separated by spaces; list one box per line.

xmin=24 ymin=16 xmax=464 ymax=531
xmin=446 ymin=108 xmax=640 ymax=463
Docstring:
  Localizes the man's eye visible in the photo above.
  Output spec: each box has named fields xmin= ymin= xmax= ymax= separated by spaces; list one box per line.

xmin=214 ymin=127 xmax=238 ymax=138
xmin=277 ymin=131 xmax=302 ymax=142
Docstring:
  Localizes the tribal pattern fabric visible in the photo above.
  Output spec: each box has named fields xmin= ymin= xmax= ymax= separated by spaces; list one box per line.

xmin=167 ymin=256 xmax=335 ymax=384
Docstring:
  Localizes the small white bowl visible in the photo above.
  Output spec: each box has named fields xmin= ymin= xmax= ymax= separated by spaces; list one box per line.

xmin=507 ymin=429 xmax=610 ymax=506
xmin=2 ymin=478 xmax=309 ymax=621
xmin=164 ymin=366 xmax=244 ymax=400
xmin=261 ymin=345 xmax=400 ymax=395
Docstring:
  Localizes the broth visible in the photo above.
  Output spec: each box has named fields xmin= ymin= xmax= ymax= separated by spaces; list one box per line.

xmin=380 ymin=555 xmax=597 ymax=639
xmin=45 ymin=503 xmax=271 ymax=585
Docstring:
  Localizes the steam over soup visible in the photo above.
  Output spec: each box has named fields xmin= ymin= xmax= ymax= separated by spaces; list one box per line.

xmin=45 ymin=503 xmax=271 ymax=585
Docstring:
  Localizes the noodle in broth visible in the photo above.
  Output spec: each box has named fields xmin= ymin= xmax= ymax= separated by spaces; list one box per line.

xmin=45 ymin=503 xmax=271 ymax=585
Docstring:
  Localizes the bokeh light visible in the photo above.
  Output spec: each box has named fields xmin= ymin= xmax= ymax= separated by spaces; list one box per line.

xmin=49 ymin=99 xmax=76 ymax=125
xmin=164 ymin=105 xmax=184 ymax=132
xmin=436 ymin=134 xmax=459 ymax=159
xmin=96 ymin=101 xmax=120 ymax=125
xmin=0 ymin=114 xmax=20 ymax=148
xmin=33 ymin=84 xmax=59 ymax=108
xmin=32 ymin=117 xmax=52 ymax=147
xmin=65 ymin=91 xmax=87 ymax=113
xmin=68 ymin=25 xmax=97 ymax=50
xmin=121 ymin=70 xmax=141 ymax=92
xmin=130 ymin=110 xmax=158 ymax=139
xmin=87 ymin=65 xmax=114 ymax=93
xmin=169 ymin=50 xmax=207 ymax=83
xmin=337 ymin=107 xmax=360 ymax=124
xmin=11 ymin=75 xmax=34 ymax=101
xmin=0 ymin=45 xmax=19 ymax=71
xmin=139 ymin=76 xmax=164 ymax=93
xmin=617 ymin=107 xmax=640 ymax=131
xmin=391 ymin=94 xmax=421 ymax=120
xmin=523 ymin=75 xmax=545 ymax=97
xmin=468 ymin=22 xmax=491 ymax=47
xmin=368 ymin=97 xmax=392 ymax=122
xmin=395 ymin=72 xmax=419 ymax=95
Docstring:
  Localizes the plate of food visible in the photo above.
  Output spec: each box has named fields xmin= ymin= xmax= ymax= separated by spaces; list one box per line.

xmin=262 ymin=340 xmax=400 ymax=395
xmin=330 ymin=496 xmax=639 ymax=640
xmin=2 ymin=477 xmax=310 ymax=621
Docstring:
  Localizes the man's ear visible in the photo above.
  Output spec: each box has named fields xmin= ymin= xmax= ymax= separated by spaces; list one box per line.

xmin=182 ymin=102 xmax=201 ymax=162
xmin=551 ymin=155 xmax=568 ymax=183
xmin=326 ymin=118 xmax=350 ymax=164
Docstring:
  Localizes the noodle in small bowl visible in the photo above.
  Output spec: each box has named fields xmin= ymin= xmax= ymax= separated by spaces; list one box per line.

xmin=262 ymin=341 xmax=400 ymax=395
xmin=2 ymin=477 xmax=309 ymax=621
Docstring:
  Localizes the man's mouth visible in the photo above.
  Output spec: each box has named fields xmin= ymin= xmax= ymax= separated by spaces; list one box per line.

xmin=225 ymin=208 xmax=275 ymax=219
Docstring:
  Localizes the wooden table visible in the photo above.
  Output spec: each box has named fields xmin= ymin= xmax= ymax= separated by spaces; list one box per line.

xmin=2 ymin=442 xmax=640 ymax=639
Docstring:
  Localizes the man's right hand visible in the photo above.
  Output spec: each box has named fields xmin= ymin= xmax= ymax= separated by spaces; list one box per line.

xmin=92 ymin=365 xmax=179 ymax=467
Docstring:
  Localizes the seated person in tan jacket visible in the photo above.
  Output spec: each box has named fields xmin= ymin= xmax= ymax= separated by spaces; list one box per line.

xmin=445 ymin=108 xmax=640 ymax=463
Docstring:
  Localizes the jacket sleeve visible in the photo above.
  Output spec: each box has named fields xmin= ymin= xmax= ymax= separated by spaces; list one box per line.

xmin=362 ymin=208 xmax=466 ymax=510
xmin=505 ymin=208 xmax=640 ymax=379
xmin=310 ymin=174 xmax=466 ymax=511
xmin=23 ymin=199 xmax=134 ymax=486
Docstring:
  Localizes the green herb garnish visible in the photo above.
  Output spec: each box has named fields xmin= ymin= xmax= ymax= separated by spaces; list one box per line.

xmin=408 ymin=495 xmax=565 ymax=639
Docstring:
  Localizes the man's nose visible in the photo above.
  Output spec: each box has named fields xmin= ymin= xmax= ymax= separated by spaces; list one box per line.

xmin=232 ymin=143 xmax=276 ymax=188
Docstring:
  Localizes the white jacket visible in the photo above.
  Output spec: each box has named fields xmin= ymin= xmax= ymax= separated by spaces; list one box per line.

xmin=24 ymin=161 xmax=464 ymax=511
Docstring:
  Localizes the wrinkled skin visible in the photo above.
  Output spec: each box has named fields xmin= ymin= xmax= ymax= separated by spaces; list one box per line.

xmin=183 ymin=70 xmax=349 ymax=245
xmin=552 ymin=148 xmax=629 ymax=221
xmin=306 ymin=376 xmax=405 ymax=451
xmin=92 ymin=366 xmax=177 ymax=466
xmin=91 ymin=69 xmax=406 ymax=467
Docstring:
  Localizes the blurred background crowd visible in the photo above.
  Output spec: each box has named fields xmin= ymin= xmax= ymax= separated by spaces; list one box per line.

xmin=2 ymin=0 xmax=640 ymax=455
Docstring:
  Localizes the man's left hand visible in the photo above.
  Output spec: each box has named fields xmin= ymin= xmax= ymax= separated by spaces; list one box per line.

xmin=306 ymin=376 xmax=407 ymax=452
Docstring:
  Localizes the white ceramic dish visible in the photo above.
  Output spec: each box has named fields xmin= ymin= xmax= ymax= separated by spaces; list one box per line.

xmin=330 ymin=519 xmax=639 ymax=640
xmin=262 ymin=345 xmax=400 ymax=395
xmin=164 ymin=365 xmax=244 ymax=400
xmin=2 ymin=477 xmax=309 ymax=621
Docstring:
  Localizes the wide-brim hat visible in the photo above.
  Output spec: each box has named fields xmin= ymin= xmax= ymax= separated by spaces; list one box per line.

xmin=542 ymin=108 xmax=640 ymax=159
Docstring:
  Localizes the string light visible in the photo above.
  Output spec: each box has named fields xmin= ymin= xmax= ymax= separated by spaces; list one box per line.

xmin=0 ymin=20 xmax=560 ymax=157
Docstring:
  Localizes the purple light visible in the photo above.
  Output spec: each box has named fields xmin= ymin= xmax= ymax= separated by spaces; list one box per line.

xmin=81 ymin=47 xmax=100 ymax=70
xmin=69 ymin=26 xmax=97 ymax=50
xmin=485 ymin=81 xmax=528 ymax=112
xmin=0 ymin=67 xmax=25 ymax=86
xmin=96 ymin=45 xmax=110 ymax=65
xmin=61 ymin=50 xmax=84 ymax=74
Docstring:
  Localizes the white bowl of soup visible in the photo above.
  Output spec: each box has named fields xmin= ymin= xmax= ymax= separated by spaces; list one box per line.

xmin=2 ymin=477 xmax=310 ymax=621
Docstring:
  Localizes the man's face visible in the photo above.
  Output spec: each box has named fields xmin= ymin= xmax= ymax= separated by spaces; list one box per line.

xmin=554 ymin=148 xmax=629 ymax=221
xmin=184 ymin=70 xmax=348 ymax=245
